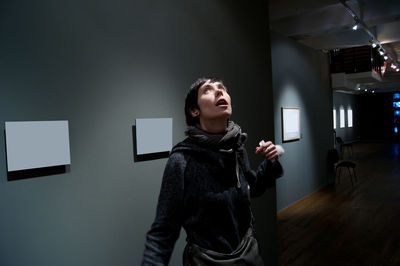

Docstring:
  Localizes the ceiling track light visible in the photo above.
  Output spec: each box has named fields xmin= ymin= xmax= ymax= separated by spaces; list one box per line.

xmin=339 ymin=0 xmax=398 ymax=67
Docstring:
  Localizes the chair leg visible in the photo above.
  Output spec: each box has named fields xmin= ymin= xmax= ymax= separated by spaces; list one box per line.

xmin=353 ymin=168 xmax=357 ymax=182
xmin=347 ymin=167 xmax=354 ymax=186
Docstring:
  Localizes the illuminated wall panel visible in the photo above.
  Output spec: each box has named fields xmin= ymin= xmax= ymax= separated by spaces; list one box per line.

xmin=340 ymin=109 xmax=345 ymax=128
xmin=333 ymin=109 xmax=336 ymax=129
xmin=136 ymin=118 xmax=173 ymax=155
xmin=347 ymin=109 xmax=353 ymax=127
xmin=5 ymin=121 xmax=71 ymax=171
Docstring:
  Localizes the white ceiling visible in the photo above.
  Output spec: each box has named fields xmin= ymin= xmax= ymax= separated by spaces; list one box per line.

xmin=269 ymin=0 xmax=400 ymax=92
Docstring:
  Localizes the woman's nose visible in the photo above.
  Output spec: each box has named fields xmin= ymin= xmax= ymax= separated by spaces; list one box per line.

xmin=215 ymin=88 xmax=223 ymax=96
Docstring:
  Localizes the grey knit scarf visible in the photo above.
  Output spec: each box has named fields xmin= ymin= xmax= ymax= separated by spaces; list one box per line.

xmin=186 ymin=121 xmax=247 ymax=150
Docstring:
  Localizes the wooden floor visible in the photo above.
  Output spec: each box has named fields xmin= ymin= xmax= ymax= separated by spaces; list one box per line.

xmin=278 ymin=142 xmax=400 ymax=266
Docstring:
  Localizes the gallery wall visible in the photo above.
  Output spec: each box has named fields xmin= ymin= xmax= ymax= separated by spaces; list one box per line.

xmin=333 ymin=92 xmax=360 ymax=143
xmin=0 ymin=1 xmax=278 ymax=265
xmin=270 ymin=32 xmax=333 ymax=211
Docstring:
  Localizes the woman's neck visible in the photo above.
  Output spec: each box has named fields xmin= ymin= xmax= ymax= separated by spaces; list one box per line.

xmin=199 ymin=119 xmax=228 ymax=134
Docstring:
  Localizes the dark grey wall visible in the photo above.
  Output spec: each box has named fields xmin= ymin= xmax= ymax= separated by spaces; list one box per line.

xmin=270 ymin=32 xmax=333 ymax=211
xmin=359 ymin=93 xmax=393 ymax=141
xmin=0 ymin=1 xmax=277 ymax=265
xmin=333 ymin=92 xmax=360 ymax=143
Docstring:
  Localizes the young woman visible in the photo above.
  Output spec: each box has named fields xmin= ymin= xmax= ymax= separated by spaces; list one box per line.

xmin=142 ymin=77 xmax=283 ymax=265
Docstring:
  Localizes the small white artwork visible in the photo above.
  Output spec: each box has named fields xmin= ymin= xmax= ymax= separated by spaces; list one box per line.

xmin=5 ymin=121 xmax=71 ymax=172
xmin=136 ymin=118 xmax=172 ymax=155
xmin=282 ymin=107 xmax=301 ymax=142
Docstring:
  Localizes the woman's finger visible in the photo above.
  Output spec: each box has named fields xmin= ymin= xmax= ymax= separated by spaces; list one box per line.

xmin=266 ymin=150 xmax=278 ymax=161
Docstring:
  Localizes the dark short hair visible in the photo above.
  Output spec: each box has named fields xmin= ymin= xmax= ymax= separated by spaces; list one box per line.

xmin=184 ymin=77 xmax=222 ymax=126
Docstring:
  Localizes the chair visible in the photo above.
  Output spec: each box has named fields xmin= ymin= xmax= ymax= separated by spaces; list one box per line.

xmin=336 ymin=137 xmax=353 ymax=158
xmin=328 ymin=149 xmax=357 ymax=186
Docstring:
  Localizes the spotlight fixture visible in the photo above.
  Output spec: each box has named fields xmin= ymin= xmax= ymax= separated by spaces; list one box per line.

xmin=339 ymin=0 xmax=398 ymax=75
xmin=364 ymin=89 xmax=368 ymax=92
xmin=372 ymin=90 xmax=375 ymax=93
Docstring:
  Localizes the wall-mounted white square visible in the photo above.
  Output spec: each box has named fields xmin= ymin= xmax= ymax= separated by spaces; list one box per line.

xmin=136 ymin=118 xmax=172 ymax=155
xmin=340 ymin=109 xmax=345 ymax=128
xmin=347 ymin=109 xmax=353 ymax=127
xmin=5 ymin=121 xmax=71 ymax=172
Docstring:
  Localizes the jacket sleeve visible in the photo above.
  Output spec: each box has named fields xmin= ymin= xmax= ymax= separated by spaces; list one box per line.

xmin=240 ymin=148 xmax=283 ymax=198
xmin=142 ymin=152 xmax=186 ymax=266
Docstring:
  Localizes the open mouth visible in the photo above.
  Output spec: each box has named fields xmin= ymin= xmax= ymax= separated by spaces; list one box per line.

xmin=216 ymin=99 xmax=228 ymax=106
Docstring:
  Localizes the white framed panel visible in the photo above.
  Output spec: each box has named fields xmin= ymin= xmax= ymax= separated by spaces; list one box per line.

xmin=5 ymin=121 xmax=71 ymax=172
xmin=333 ymin=109 xmax=336 ymax=129
xmin=136 ymin=118 xmax=172 ymax=155
xmin=347 ymin=109 xmax=353 ymax=127
xmin=340 ymin=109 xmax=345 ymax=128
xmin=282 ymin=107 xmax=301 ymax=142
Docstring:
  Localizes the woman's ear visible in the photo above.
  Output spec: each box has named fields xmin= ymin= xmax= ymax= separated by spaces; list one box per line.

xmin=190 ymin=108 xmax=200 ymax=118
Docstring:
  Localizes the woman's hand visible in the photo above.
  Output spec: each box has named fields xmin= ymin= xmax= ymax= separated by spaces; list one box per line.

xmin=255 ymin=141 xmax=279 ymax=161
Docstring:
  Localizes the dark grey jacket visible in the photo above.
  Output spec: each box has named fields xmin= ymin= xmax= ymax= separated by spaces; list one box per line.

xmin=142 ymin=138 xmax=283 ymax=265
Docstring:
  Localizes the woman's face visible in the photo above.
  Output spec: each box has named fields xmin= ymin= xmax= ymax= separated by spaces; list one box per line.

xmin=191 ymin=79 xmax=232 ymax=123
